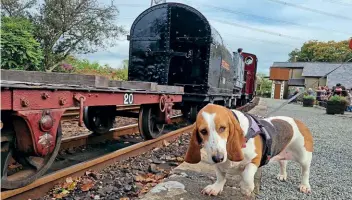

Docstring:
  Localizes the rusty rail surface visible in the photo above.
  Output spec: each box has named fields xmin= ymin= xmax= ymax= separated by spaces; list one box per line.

xmin=1 ymin=98 xmax=259 ymax=200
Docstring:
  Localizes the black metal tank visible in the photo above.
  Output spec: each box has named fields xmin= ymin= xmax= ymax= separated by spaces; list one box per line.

xmin=128 ymin=2 xmax=236 ymax=97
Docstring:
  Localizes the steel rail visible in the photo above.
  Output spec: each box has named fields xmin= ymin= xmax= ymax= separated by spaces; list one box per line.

xmin=60 ymin=115 xmax=184 ymax=151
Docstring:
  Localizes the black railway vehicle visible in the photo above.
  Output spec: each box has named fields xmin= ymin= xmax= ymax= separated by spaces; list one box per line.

xmin=128 ymin=2 xmax=244 ymax=120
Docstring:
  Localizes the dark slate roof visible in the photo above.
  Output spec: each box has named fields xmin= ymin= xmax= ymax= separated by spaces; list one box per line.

xmin=271 ymin=62 xmax=305 ymax=68
xmin=288 ymin=78 xmax=305 ymax=86
xmin=271 ymin=62 xmax=352 ymax=79
xmin=327 ymin=64 xmax=352 ymax=89
xmin=302 ymin=63 xmax=341 ymax=77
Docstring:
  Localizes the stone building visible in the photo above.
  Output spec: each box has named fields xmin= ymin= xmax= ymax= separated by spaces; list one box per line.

xmin=269 ymin=62 xmax=352 ymax=99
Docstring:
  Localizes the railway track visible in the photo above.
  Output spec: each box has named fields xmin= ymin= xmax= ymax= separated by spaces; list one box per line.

xmin=59 ymin=115 xmax=184 ymax=151
xmin=1 ymin=98 xmax=259 ymax=200
xmin=0 ymin=115 xmax=186 ymax=200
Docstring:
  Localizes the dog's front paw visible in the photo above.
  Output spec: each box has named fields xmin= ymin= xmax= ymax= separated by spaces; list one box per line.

xmin=299 ymin=184 xmax=312 ymax=194
xmin=240 ymin=180 xmax=254 ymax=197
xmin=201 ymin=183 xmax=224 ymax=196
xmin=277 ymin=173 xmax=287 ymax=181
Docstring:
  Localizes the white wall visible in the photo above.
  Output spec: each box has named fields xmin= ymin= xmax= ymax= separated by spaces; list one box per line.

xmin=271 ymin=80 xmax=285 ymax=99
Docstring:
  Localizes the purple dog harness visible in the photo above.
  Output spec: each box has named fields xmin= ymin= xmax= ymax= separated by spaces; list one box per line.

xmin=232 ymin=111 xmax=273 ymax=167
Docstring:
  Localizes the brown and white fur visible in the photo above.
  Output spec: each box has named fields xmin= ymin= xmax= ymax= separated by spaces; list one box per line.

xmin=184 ymin=104 xmax=313 ymax=197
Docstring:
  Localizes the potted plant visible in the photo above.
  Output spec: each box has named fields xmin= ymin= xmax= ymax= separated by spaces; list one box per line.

xmin=326 ymin=95 xmax=348 ymax=115
xmin=302 ymin=95 xmax=315 ymax=107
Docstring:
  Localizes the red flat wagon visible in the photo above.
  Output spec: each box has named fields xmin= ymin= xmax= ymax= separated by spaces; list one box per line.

xmin=0 ymin=69 xmax=183 ymax=189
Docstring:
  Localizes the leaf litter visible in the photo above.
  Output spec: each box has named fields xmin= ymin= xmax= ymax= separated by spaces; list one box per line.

xmin=41 ymin=132 xmax=191 ymax=200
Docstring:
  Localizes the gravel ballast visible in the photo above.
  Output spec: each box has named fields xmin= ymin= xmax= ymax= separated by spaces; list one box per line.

xmin=61 ymin=117 xmax=138 ymax=138
xmin=61 ymin=110 xmax=182 ymax=138
xmin=40 ymin=133 xmax=191 ymax=200
xmin=258 ymin=98 xmax=352 ymax=200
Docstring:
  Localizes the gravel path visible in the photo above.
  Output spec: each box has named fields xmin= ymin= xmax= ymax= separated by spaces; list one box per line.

xmin=258 ymin=98 xmax=352 ymax=200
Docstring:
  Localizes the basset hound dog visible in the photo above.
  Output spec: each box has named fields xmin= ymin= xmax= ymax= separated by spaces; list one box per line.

xmin=184 ymin=104 xmax=313 ymax=197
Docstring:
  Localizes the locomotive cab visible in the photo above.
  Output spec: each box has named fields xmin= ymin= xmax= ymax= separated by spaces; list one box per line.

xmin=167 ymin=5 xmax=210 ymax=89
xmin=128 ymin=3 xmax=236 ymax=96
xmin=127 ymin=3 xmax=209 ymax=88
xmin=128 ymin=2 xmax=245 ymax=118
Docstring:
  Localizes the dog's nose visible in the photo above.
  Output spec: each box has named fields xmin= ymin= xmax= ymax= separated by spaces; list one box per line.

xmin=211 ymin=153 xmax=224 ymax=163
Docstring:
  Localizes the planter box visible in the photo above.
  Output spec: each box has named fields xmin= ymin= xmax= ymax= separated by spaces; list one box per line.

xmin=326 ymin=102 xmax=346 ymax=115
xmin=319 ymin=101 xmax=327 ymax=108
xmin=303 ymin=98 xmax=314 ymax=107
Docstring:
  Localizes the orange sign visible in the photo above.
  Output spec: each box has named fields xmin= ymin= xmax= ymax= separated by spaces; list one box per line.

xmin=221 ymin=60 xmax=230 ymax=70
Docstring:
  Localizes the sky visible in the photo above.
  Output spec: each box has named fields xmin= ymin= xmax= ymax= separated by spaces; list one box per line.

xmin=78 ymin=0 xmax=352 ymax=75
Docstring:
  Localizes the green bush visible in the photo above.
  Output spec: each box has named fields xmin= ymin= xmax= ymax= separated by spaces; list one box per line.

xmin=328 ymin=95 xmax=348 ymax=105
xmin=0 ymin=17 xmax=43 ymax=71
xmin=303 ymin=95 xmax=315 ymax=100
xmin=302 ymin=94 xmax=315 ymax=107
xmin=60 ymin=56 xmax=128 ymax=81
xmin=326 ymin=95 xmax=348 ymax=115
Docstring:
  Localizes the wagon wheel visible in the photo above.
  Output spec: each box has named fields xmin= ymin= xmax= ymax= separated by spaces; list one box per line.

xmin=181 ymin=106 xmax=190 ymax=119
xmin=181 ymin=105 xmax=198 ymax=123
xmin=189 ymin=105 xmax=198 ymax=122
xmin=83 ymin=106 xmax=116 ymax=135
xmin=1 ymin=124 xmax=62 ymax=189
xmin=138 ymin=105 xmax=165 ymax=140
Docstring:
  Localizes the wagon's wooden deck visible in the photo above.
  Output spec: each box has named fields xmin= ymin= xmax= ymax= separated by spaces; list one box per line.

xmin=1 ymin=70 xmax=184 ymax=94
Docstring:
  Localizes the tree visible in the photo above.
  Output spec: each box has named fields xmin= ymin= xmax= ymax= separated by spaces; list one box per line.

xmin=118 ymin=59 xmax=128 ymax=80
xmin=122 ymin=59 xmax=128 ymax=69
xmin=288 ymin=40 xmax=352 ymax=62
xmin=256 ymin=72 xmax=271 ymax=97
xmin=2 ymin=0 xmax=127 ymax=71
xmin=1 ymin=16 xmax=44 ymax=71
xmin=1 ymin=0 xmax=36 ymax=17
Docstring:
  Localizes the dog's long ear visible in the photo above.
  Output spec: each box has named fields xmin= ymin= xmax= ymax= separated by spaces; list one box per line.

xmin=226 ymin=109 xmax=245 ymax=162
xmin=184 ymin=124 xmax=202 ymax=164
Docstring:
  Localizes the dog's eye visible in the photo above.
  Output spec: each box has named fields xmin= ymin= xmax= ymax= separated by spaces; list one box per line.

xmin=200 ymin=129 xmax=207 ymax=135
xmin=219 ymin=126 xmax=226 ymax=133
